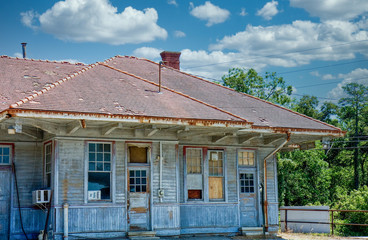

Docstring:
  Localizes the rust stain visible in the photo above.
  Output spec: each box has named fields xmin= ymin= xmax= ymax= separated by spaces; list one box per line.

xmin=62 ymin=178 xmax=68 ymax=201
xmin=131 ymin=207 xmax=147 ymax=213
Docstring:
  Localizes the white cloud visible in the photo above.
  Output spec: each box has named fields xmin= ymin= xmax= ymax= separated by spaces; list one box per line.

xmin=322 ymin=74 xmax=336 ymax=80
xmin=210 ymin=20 xmax=368 ymax=68
xmin=290 ymin=0 xmax=368 ymax=20
xmin=168 ymin=0 xmax=178 ymax=6
xmin=256 ymin=1 xmax=279 ymax=20
xmin=328 ymin=68 xmax=368 ymax=99
xmin=190 ymin=1 xmax=230 ymax=27
xmin=310 ymin=71 xmax=320 ymax=77
xmin=133 ymin=47 xmax=163 ymax=60
xmin=240 ymin=8 xmax=248 ymax=17
xmin=13 ymin=52 xmax=23 ymax=58
xmin=174 ymin=30 xmax=186 ymax=38
xmin=21 ymin=0 xmax=167 ymax=45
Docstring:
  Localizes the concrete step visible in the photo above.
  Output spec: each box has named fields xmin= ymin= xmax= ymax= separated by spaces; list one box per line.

xmin=241 ymin=227 xmax=264 ymax=232
xmin=128 ymin=231 xmax=159 ymax=239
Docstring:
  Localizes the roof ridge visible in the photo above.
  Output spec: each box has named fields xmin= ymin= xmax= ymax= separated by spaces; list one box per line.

xmin=0 ymin=55 xmax=86 ymax=66
xmin=100 ymin=62 xmax=252 ymax=124
xmin=9 ymin=63 xmax=99 ymax=109
xmin=140 ymin=58 xmax=342 ymax=132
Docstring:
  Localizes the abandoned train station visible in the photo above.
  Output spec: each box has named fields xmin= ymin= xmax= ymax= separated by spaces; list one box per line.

xmin=0 ymin=51 xmax=344 ymax=240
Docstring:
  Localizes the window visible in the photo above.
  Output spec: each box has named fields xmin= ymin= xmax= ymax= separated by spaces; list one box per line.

xmin=240 ymin=173 xmax=255 ymax=193
xmin=208 ymin=150 xmax=224 ymax=200
xmin=0 ymin=145 xmax=11 ymax=165
xmin=186 ymin=148 xmax=203 ymax=200
xmin=88 ymin=142 xmax=112 ymax=200
xmin=238 ymin=150 xmax=255 ymax=166
xmin=44 ymin=142 xmax=52 ymax=188
xmin=185 ymin=147 xmax=225 ymax=201
xmin=129 ymin=170 xmax=147 ymax=192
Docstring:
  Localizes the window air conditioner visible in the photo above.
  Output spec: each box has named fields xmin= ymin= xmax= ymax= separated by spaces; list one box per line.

xmin=88 ymin=190 xmax=101 ymax=200
xmin=32 ymin=190 xmax=51 ymax=205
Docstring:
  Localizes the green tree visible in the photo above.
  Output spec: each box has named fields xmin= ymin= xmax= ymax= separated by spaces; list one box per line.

xmin=292 ymin=95 xmax=320 ymax=119
xmin=222 ymin=68 xmax=293 ymax=106
xmin=338 ymin=83 xmax=368 ymax=189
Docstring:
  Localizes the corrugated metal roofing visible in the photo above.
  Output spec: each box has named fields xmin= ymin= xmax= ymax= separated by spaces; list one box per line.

xmin=0 ymin=55 xmax=343 ymax=134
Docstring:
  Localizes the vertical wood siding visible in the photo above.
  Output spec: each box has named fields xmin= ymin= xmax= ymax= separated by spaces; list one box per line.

xmin=55 ymin=206 xmax=126 ymax=233
xmin=152 ymin=204 xmax=180 ymax=229
xmin=58 ymin=140 xmax=84 ymax=205
xmin=152 ymin=143 xmax=177 ymax=203
xmin=115 ymin=142 xmax=125 ymax=203
xmin=226 ymin=147 xmax=238 ymax=203
xmin=180 ymin=204 xmax=238 ymax=228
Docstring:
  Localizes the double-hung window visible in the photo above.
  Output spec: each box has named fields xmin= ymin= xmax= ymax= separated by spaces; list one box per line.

xmin=185 ymin=148 xmax=225 ymax=201
xmin=0 ymin=145 xmax=11 ymax=165
xmin=88 ymin=142 xmax=112 ymax=201
xmin=44 ymin=142 xmax=52 ymax=188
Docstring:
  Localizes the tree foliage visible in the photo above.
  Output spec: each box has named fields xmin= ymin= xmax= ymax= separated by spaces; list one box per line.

xmin=222 ymin=68 xmax=293 ymax=106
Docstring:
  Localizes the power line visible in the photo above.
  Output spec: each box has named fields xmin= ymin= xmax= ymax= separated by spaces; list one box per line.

xmin=296 ymin=76 xmax=368 ymax=89
xmin=184 ymin=39 xmax=368 ymax=70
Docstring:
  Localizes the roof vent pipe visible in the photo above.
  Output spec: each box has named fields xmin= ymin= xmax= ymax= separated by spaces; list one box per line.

xmin=21 ymin=43 xmax=27 ymax=59
xmin=160 ymin=51 xmax=181 ymax=70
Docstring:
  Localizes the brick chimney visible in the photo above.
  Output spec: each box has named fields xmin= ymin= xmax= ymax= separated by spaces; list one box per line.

xmin=160 ymin=51 xmax=181 ymax=70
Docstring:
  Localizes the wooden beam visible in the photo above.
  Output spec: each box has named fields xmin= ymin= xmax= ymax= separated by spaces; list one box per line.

xmin=238 ymin=133 xmax=262 ymax=144
xmin=263 ymin=136 xmax=284 ymax=145
xmin=147 ymin=128 xmax=159 ymax=137
xmin=67 ymin=121 xmax=81 ymax=134
xmin=26 ymin=119 xmax=62 ymax=134
xmin=21 ymin=129 xmax=43 ymax=139
xmin=212 ymin=133 xmax=233 ymax=143
xmin=101 ymin=123 xmax=122 ymax=135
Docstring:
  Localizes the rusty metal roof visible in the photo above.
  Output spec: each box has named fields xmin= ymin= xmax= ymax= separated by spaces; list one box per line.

xmin=0 ymin=55 xmax=343 ymax=134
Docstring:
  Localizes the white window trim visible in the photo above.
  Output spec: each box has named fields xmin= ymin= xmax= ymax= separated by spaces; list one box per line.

xmin=0 ymin=144 xmax=11 ymax=165
xmin=44 ymin=142 xmax=53 ymax=188
xmin=85 ymin=141 xmax=115 ymax=203
xmin=184 ymin=147 xmax=227 ymax=203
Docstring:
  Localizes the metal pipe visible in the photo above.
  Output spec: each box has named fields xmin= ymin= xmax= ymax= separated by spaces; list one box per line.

xmin=21 ymin=43 xmax=27 ymax=58
xmin=159 ymin=141 xmax=163 ymax=202
xmin=63 ymin=203 xmax=69 ymax=240
xmin=159 ymin=61 xmax=162 ymax=93
xmin=263 ymin=132 xmax=290 ymax=231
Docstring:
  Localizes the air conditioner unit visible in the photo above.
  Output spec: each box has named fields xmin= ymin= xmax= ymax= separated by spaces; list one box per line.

xmin=32 ymin=190 xmax=51 ymax=205
xmin=88 ymin=190 xmax=101 ymax=200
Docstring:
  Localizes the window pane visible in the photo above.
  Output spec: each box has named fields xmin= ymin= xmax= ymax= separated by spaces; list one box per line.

xmin=104 ymin=163 xmax=111 ymax=171
xmin=129 ymin=170 xmax=147 ymax=193
xmin=89 ymin=162 xmax=96 ymax=171
xmin=209 ymin=151 xmax=223 ymax=177
xmin=89 ymin=143 xmax=95 ymax=152
xmin=104 ymin=144 xmax=111 ymax=152
xmin=97 ymin=143 xmax=103 ymax=152
xmin=3 ymin=156 xmax=9 ymax=164
xmin=97 ymin=162 xmax=103 ymax=171
xmin=89 ymin=153 xmax=95 ymax=161
xmin=88 ymin=172 xmax=110 ymax=200
xmin=187 ymin=149 xmax=202 ymax=174
xmin=97 ymin=153 xmax=103 ymax=161
xmin=3 ymin=147 xmax=9 ymax=155
xmin=238 ymin=151 xmax=255 ymax=166
xmin=104 ymin=153 xmax=111 ymax=162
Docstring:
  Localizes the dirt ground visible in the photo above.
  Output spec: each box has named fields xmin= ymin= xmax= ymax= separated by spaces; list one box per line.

xmin=278 ymin=232 xmax=368 ymax=240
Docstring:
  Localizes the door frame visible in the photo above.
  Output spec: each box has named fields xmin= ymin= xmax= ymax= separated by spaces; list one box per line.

xmin=237 ymin=148 xmax=261 ymax=227
xmin=0 ymin=143 xmax=14 ymax=240
xmin=125 ymin=142 xmax=152 ymax=231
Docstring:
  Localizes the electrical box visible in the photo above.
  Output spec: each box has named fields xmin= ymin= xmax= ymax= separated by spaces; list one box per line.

xmin=32 ymin=190 xmax=51 ymax=204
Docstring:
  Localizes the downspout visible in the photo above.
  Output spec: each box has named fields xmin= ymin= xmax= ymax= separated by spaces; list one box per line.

xmin=158 ymin=141 xmax=164 ymax=202
xmin=263 ymin=132 xmax=291 ymax=232
xmin=63 ymin=203 xmax=69 ymax=240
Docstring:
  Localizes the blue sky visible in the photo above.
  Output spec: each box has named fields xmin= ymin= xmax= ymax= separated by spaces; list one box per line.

xmin=1 ymin=0 xmax=368 ymax=103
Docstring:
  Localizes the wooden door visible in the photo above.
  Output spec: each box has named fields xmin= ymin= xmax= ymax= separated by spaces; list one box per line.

xmin=127 ymin=168 xmax=150 ymax=231
xmin=239 ymin=170 xmax=259 ymax=227
xmin=0 ymin=169 xmax=11 ymax=240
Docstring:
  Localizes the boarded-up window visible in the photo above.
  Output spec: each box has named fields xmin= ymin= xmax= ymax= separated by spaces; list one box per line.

xmin=129 ymin=146 xmax=148 ymax=163
xmin=44 ymin=143 xmax=52 ymax=188
xmin=88 ymin=142 xmax=112 ymax=200
xmin=186 ymin=148 xmax=203 ymax=200
xmin=238 ymin=151 xmax=255 ymax=166
xmin=208 ymin=150 xmax=224 ymax=200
